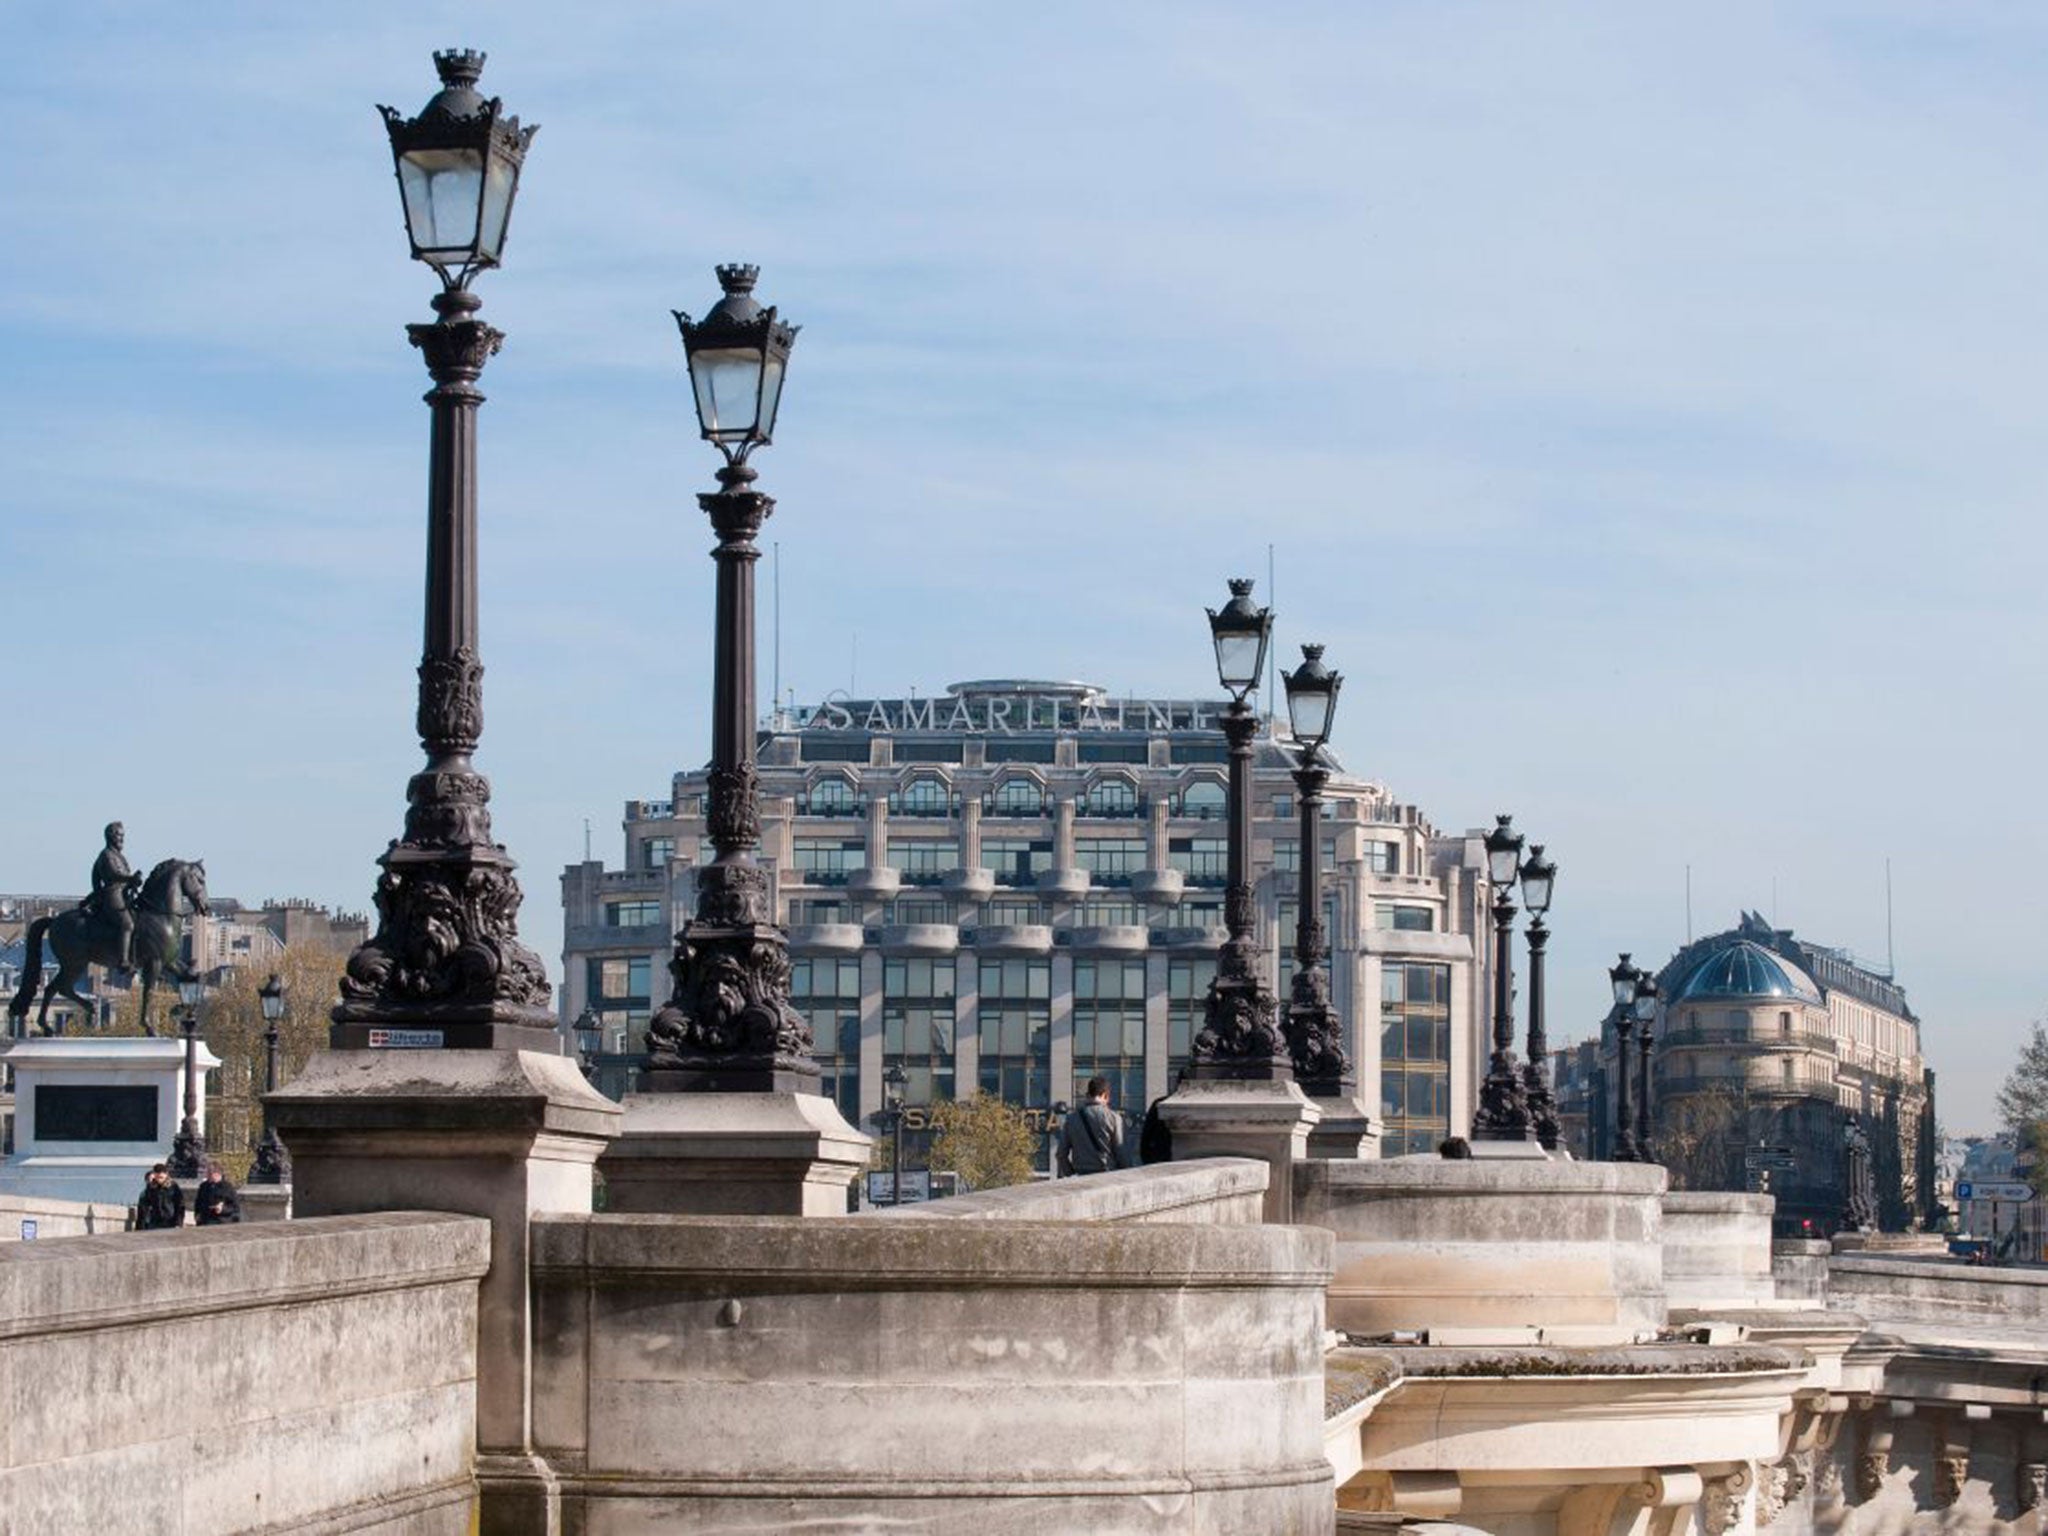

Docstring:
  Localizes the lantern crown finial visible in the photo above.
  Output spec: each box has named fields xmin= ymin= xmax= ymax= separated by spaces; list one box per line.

xmin=1228 ymin=576 xmax=1254 ymax=599
xmin=716 ymin=263 xmax=761 ymax=296
xmin=432 ymin=49 xmax=487 ymax=90
xmin=1301 ymin=642 xmax=1325 ymax=662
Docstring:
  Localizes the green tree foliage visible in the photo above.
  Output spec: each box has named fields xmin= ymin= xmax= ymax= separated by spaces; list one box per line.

xmin=1997 ymin=1018 xmax=2048 ymax=1157
xmin=194 ymin=946 xmax=346 ymax=1179
xmin=928 ymin=1092 xmax=1038 ymax=1193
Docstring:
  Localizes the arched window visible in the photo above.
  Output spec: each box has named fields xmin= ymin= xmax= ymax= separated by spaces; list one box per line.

xmin=991 ymin=779 xmax=1044 ymax=815
xmin=890 ymin=778 xmax=952 ymax=817
xmin=1083 ymin=778 xmax=1139 ymax=817
xmin=1181 ymin=780 xmax=1227 ymax=820
xmin=805 ymin=776 xmax=858 ymax=816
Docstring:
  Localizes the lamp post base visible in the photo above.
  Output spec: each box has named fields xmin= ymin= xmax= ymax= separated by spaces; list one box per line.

xmin=1158 ymin=1077 xmax=1321 ymax=1222
xmin=598 ymin=1089 xmax=868 ymax=1217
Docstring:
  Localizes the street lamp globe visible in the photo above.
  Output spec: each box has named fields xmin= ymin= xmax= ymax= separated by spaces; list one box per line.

xmin=675 ymin=265 xmax=800 ymax=463
xmin=1609 ymin=953 xmax=1640 ymax=1007
xmin=1206 ymin=578 xmax=1272 ymax=698
xmin=1633 ymin=973 xmax=1661 ymax=1022
xmin=379 ymin=50 xmax=537 ymax=288
xmin=258 ymin=974 xmax=285 ymax=1025
xmin=1519 ymin=845 xmax=1557 ymax=917
xmin=1282 ymin=643 xmax=1341 ymax=754
xmin=1483 ymin=814 xmax=1525 ymax=889
xmin=882 ymin=1062 xmax=908 ymax=1109
xmin=177 ymin=976 xmax=203 ymax=1012
xmin=572 ymin=1006 xmax=602 ymax=1063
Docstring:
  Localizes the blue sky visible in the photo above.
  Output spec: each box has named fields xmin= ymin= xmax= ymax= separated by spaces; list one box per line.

xmin=2 ymin=4 xmax=2043 ymax=1129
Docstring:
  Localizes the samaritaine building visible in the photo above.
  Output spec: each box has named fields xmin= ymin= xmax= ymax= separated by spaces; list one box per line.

xmin=561 ymin=678 xmax=1492 ymax=1159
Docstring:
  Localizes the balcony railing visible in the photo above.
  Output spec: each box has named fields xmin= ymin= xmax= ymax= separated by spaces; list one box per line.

xmin=1659 ymin=1028 xmax=1838 ymax=1054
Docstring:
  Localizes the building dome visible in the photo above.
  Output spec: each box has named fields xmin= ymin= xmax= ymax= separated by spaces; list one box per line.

xmin=1671 ymin=939 xmax=1821 ymax=1004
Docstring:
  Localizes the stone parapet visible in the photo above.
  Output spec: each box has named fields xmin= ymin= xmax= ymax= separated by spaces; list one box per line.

xmin=1772 ymin=1237 xmax=1831 ymax=1303
xmin=0 ymin=1192 xmax=129 ymax=1240
xmin=0 ymin=1212 xmax=488 ymax=1535
xmin=599 ymin=1089 xmax=868 ymax=1217
xmin=866 ymin=1157 xmax=1269 ymax=1225
xmin=1296 ymin=1157 xmax=1669 ymax=1341
xmin=1829 ymin=1254 xmax=2048 ymax=1340
xmin=530 ymin=1213 xmax=1334 ymax=1534
xmin=1662 ymin=1190 xmax=1777 ymax=1308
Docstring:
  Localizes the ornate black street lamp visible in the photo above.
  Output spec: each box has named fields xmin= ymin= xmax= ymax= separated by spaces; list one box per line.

xmin=572 ymin=1006 xmax=602 ymax=1082
xmin=1519 ymin=844 xmax=1559 ymax=1150
xmin=1608 ymin=953 xmax=1641 ymax=1161
xmin=642 ymin=265 xmax=814 ymax=1093
xmin=167 ymin=976 xmax=206 ymax=1179
xmin=333 ymin=50 xmax=554 ymax=1049
xmin=248 ymin=973 xmax=290 ymax=1184
xmin=1281 ymin=644 xmax=1349 ymax=1094
xmin=878 ymin=1062 xmax=909 ymax=1203
xmin=1633 ymin=971 xmax=1661 ymax=1161
xmin=1188 ymin=579 xmax=1287 ymax=1080
xmin=1472 ymin=814 xmax=1531 ymax=1139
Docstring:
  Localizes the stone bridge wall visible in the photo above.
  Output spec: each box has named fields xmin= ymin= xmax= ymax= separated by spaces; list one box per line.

xmin=0 ymin=1211 xmax=490 ymax=1535
xmin=531 ymin=1210 xmax=1335 ymax=1534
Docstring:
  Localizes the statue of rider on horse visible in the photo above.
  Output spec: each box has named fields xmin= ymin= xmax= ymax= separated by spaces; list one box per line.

xmin=7 ymin=822 xmax=209 ymax=1037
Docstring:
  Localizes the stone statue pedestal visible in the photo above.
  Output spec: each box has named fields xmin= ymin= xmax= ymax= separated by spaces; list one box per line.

xmin=267 ymin=1047 xmax=620 ymax=1535
xmin=599 ymin=1090 xmax=869 ymax=1217
xmin=1159 ymin=1078 xmax=1321 ymax=1222
xmin=1305 ymin=1096 xmax=1377 ymax=1161
xmin=0 ymin=1036 xmax=220 ymax=1208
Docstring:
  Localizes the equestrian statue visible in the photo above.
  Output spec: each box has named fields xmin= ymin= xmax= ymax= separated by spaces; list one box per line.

xmin=8 ymin=822 xmax=210 ymax=1036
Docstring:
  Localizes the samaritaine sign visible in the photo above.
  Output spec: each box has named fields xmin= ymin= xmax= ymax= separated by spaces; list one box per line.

xmin=801 ymin=685 xmax=1231 ymax=736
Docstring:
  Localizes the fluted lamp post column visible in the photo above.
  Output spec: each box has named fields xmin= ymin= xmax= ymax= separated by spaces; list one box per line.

xmin=1633 ymin=972 xmax=1661 ymax=1162
xmin=1609 ymin=954 xmax=1641 ymax=1161
xmin=248 ymin=973 xmax=290 ymax=1184
xmin=167 ymin=976 xmax=206 ymax=1180
xmin=332 ymin=49 xmax=554 ymax=1049
xmin=1472 ymin=814 xmax=1531 ymax=1139
xmin=642 ymin=264 xmax=816 ymax=1093
xmin=1188 ymin=579 xmax=1287 ymax=1080
xmin=1280 ymin=644 xmax=1349 ymax=1096
xmin=1519 ymin=844 xmax=1560 ymax=1151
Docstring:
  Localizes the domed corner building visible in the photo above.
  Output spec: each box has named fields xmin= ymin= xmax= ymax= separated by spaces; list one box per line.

xmin=1638 ymin=911 xmax=1935 ymax=1235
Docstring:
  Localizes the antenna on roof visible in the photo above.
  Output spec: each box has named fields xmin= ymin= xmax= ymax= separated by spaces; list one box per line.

xmin=583 ymin=817 xmax=591 ymax=862
xmin=1266 ymin=542 xmax=1278 ymax=727
xmin=1685 ymin=863 xmax=1693 ymax=942
xmin=772 ymin=540 xmax=782 ymax=728
xmin=1886 ymin=857 xmax=1896 ymax=978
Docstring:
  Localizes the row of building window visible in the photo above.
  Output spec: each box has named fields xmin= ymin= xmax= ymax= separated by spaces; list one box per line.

xmin=591 ymin=952 xmax=1452 ymax=1154
xmin=793 ymin=736 xmax=1231 ymax=767
xmin=603 ymin=894 xmax=1435 ymax=933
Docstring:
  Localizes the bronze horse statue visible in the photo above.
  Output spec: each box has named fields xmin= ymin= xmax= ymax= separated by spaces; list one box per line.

xmin=8 ymin=858 xmax=209 ymax=1036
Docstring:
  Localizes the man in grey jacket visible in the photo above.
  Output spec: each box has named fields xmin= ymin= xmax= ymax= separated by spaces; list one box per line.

xmin=1056 ymin=1077 xmax=1126 ymax=1176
